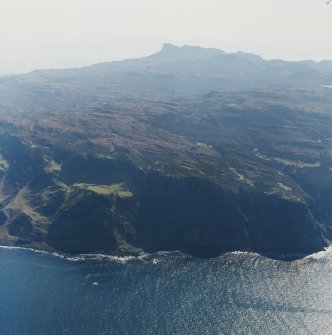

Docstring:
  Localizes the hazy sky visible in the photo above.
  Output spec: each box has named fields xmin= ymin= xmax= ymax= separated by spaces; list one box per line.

xmin=1 ymin=0 xmax=331 ymax=74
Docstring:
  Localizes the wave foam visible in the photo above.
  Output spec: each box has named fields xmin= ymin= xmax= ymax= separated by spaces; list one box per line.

xmin=304 ymin=246 xmax=332 ymax=261
xmin=0 ymin=245 xmax=156 ymax=263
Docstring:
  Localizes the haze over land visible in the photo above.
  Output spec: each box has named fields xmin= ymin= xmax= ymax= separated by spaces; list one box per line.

xmin=0 ymin=0 xmax=331 ymax=74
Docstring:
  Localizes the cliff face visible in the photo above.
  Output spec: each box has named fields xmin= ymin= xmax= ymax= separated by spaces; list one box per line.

xmin=134 ymin=174 xmax=324 ymax=256
xmin=0 ymin=45 xmax=331 ymax=258
xmin=0 ymin=131 xmax=329 ymax=257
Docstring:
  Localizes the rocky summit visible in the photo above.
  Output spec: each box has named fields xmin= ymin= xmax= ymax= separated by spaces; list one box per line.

xmin=0 ymin=44 xmax=331 ymax=258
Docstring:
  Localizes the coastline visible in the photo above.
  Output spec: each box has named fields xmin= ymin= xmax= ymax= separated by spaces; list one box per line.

xmin=1 ymin=243 xmax=331 ymax=263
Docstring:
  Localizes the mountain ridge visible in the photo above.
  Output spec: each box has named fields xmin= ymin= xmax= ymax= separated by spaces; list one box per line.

xmin=0 ymin=44 xmax=329 ymax=102
xmin=17 ymin=44 xmax=332 ymax=76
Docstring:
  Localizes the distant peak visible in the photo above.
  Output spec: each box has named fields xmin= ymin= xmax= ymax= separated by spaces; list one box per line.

xmin=234 ymin=51 xmax=263 ymax=61
xmin=151 ymin=43 xmax=224 ymax=62
xmin=161 ymin=43 xmax=179 ymax=51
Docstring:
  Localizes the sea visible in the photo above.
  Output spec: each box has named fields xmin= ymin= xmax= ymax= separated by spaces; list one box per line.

xmin=0 ymin=246 xmax=332 ymax=335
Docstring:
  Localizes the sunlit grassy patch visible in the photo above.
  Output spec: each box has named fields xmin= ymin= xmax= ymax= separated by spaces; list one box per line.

xmin=0 ymin=154 xmax=9 ymax=171
xmin=266 ymin=182 xmax=304 ymax=203
xmin=4 ymin=186 xmax=50 ymax=230
xmin=277 ymin=182 xmax=292 ymax=191
xmin=44 ymin=159 xmax=62 ymax=174
xmin=273 ymin=157 xmax=320 ymax=169
xmin=73 ymin=183 xmax=133 ymax=198
xmin=254 ymin=150 xmax=320 ymax=169
xmin=228 ymin=165 xmax=254 ymax=187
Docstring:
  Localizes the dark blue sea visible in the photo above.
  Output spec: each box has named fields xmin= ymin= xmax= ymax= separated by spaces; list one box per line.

xmin=1 ymin=246 xmax=332 ymax=335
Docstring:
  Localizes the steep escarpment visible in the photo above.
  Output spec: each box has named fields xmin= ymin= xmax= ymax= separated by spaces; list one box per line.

xmin=134 ymin=174 xmax=324 ymax=256
xmin=0 ymin=131 xmax=328 ymax=257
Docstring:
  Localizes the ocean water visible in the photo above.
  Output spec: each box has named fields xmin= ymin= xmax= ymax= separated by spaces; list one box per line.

xmin=0 ymin=247 xmax=332 ymax=335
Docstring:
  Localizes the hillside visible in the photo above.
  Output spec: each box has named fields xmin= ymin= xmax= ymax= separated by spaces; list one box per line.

xmin=0 ymin=45 xmax=331 ymax=257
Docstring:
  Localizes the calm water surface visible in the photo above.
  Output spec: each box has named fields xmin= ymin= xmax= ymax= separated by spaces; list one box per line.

xmin=0 ymin=247 xmax=332 ymax=335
